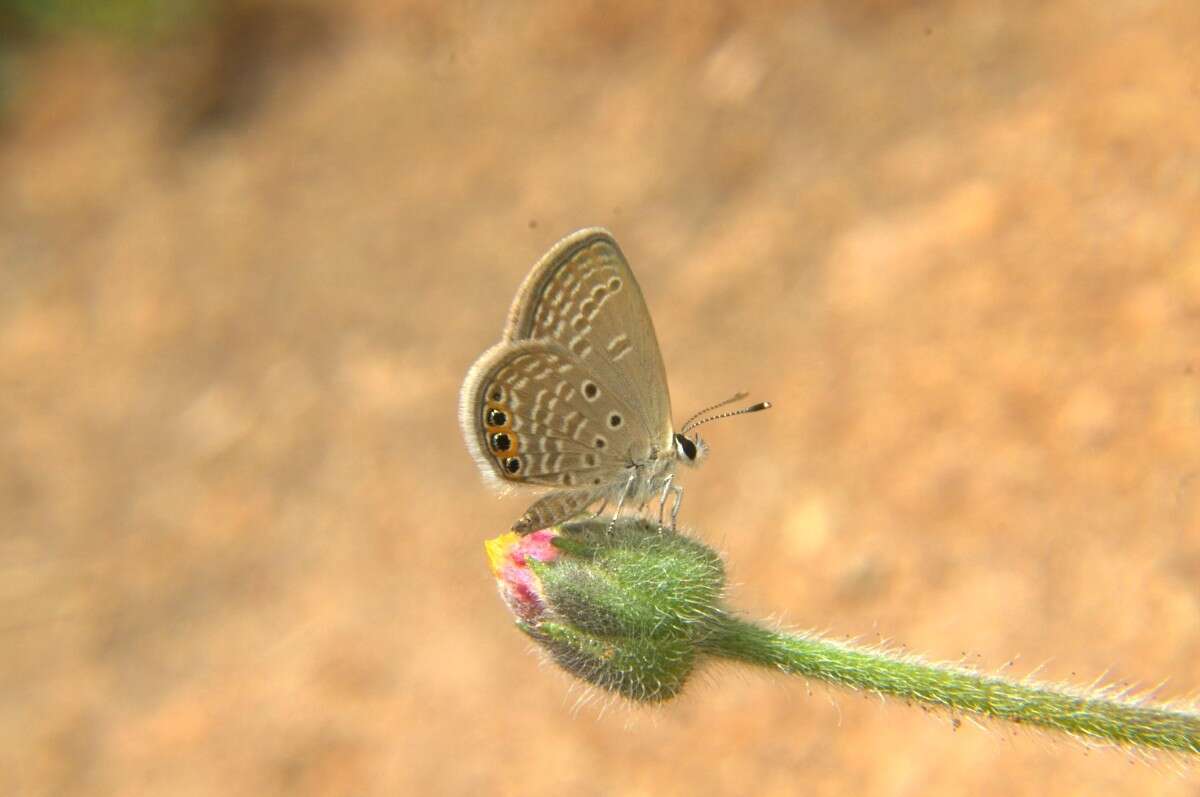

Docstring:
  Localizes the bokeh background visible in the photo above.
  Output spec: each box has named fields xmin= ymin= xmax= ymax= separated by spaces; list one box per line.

xmin=2 ymin=1 xmax=1199 ymax=794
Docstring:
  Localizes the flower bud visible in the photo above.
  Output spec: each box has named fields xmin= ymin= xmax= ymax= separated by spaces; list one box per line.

xmin=485 ymin=517 xmax=727 ymax=702
xmin=482 ymin=522 xmax=1200 ymax=756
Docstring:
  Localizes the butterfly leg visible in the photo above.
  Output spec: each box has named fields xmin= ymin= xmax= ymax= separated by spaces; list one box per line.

xmin=608 ymin=469 xmax=638 ymax=533
xmin=657 ymin=474 xmax=674 ymax=525
xmin=668 ymin=483 xmax=684 ymax=529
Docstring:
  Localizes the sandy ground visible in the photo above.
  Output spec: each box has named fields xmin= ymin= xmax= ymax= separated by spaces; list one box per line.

xmin=2 ymin=1 xmax=1199 ymax=794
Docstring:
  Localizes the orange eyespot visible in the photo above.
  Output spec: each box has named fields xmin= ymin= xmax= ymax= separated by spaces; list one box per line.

xmin=484 ymin=406 xmax=508 ymax=428
xmin=484 ymin=401 xmax=520 ymax=465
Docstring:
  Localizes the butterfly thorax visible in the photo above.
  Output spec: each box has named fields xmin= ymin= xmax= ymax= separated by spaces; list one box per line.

xmin=623 ymin=442 xmax=678 ymax=501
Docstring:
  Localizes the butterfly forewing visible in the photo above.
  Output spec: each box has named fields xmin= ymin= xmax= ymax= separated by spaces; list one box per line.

xmin=503 ymin=229 xmax=673 ymax=456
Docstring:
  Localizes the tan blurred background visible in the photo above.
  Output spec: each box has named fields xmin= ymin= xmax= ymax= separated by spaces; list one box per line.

xmin=2 ymin=1 xmax=1199 ymax=794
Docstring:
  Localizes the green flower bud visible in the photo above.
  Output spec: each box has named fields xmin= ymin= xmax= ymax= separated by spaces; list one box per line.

xmin=485 ymin=517 xmax=726 ymax=702
xmin=485 ymin=518 xmax=1200 ymax=756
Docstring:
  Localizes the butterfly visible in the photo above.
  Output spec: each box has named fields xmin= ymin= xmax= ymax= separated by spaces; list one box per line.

xmin=459 ymin=228 xmax=769 ymax=533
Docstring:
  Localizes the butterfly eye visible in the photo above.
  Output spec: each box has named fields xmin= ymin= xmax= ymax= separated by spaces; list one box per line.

xmin=674 ymin=433 xmax=698 ymax=461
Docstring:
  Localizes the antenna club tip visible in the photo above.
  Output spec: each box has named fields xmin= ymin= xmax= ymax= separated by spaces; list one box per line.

xmin=750 ymin=401 xmax=772 ymax=412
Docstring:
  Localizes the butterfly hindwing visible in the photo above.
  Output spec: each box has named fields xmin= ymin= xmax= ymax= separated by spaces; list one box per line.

xmin=458 ymin=338 xmax=648 ymax=492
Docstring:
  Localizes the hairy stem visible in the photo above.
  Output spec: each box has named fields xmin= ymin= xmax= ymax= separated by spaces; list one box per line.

xmin=703 ymin=614 xmax=1200 ymax=754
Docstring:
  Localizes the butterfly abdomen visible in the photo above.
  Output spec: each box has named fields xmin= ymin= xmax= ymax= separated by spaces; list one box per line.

xmin=513 ymin=490 xmax=603 ymax=534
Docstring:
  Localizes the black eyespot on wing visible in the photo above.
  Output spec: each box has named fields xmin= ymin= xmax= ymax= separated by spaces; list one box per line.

xmin=594 ymin=436 xmax=607 ymax=449
xmin=608 ymin=412 xmax=622 ymax=428
xmin=490 ymin=432 xmax=512 ymax=452
xmin=485 ymin=408 xmax=507 ymax=427
xmin=582 ymin=381 xmax=599 ymax=400
xmin=504 ymin=457 xmax=521 ymax=474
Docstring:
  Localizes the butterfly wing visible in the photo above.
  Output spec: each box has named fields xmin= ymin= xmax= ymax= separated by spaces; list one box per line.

xmin=502 ymin=229 xmax=674 ymax=455
xmin=458 ymin=338 xmax=651 ymax=493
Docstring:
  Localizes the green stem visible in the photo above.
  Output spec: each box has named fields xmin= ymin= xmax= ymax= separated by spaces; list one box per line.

xmin=703 ymin=614 xmax=1200 ymax=755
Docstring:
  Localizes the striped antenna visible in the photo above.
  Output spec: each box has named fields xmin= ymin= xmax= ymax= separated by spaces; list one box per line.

xmin=680 ymin=394 xmax=771 ymax=434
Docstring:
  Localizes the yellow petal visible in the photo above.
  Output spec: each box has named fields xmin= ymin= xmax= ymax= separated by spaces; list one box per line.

xmin=484 ymin=531 xmax=523 ymax=576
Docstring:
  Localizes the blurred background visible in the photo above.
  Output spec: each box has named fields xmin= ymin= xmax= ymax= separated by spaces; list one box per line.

xmin=2 ymin=1 xmax=1199 ymax=794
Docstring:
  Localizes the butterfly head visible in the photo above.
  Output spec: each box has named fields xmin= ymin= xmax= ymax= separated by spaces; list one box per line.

xmin=673 ymin=432 xmax=709 ymax=467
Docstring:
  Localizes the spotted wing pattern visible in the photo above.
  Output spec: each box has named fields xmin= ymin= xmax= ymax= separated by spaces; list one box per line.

xmin=459 ymin=229 xmax=678 ymax=531
xmin=459 ymin=338 xmax=648 ymax=493
xmin=503 ymin=229 xmax=673 ymax=453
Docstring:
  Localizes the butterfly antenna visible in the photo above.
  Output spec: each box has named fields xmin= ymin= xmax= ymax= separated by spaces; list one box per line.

xmin=679 ymin=392 xmax=748 ymax=432
xmin=681 ymin=396 xmax=771 ymax=433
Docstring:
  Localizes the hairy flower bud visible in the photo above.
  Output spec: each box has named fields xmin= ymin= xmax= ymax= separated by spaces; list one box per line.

xmin=483 ymin=521 xmax=1200 ymax=755
xmin=485 ymin=517 xmax=726 ymax=702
